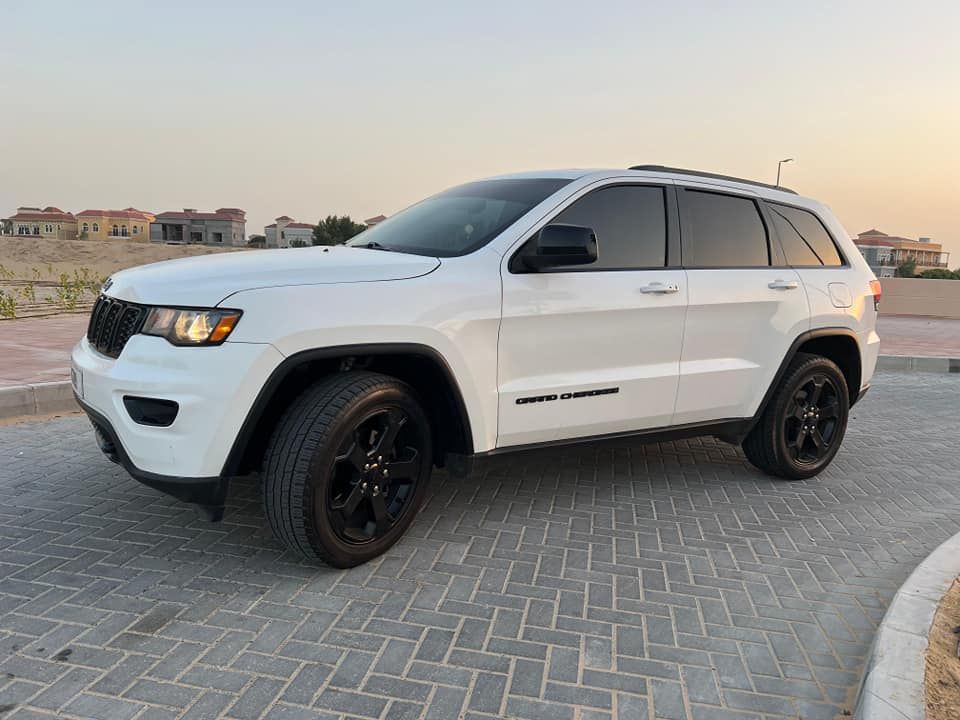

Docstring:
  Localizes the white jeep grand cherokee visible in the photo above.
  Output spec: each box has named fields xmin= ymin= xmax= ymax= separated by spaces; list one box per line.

xmin=72 ymin=165 xmax=881 ymax=567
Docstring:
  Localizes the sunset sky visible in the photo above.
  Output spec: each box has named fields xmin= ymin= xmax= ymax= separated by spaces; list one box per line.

xmin=2 ymin=1 xmax=958 ymax=260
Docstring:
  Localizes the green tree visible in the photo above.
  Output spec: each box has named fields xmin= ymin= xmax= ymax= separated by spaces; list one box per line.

xmin=896 ymin=257 xmax=917 ymax=278
xmin=247 ymin=234 xmax=266 ymax=247
xmin=312 ymin=215 xmax=366 ymax=246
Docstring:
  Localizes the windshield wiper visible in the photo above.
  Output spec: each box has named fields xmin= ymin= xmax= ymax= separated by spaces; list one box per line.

xmin=354 ymin=240 xmax=396 ymax=252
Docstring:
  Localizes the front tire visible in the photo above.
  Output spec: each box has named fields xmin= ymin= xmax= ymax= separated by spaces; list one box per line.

xmin=263 ymin=371 xmax=433 ymax=567
xmin=742 ymin=353 xmax=850 ymax=480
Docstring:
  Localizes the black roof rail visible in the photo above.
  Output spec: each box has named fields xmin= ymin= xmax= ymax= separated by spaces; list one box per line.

xmin=628 ymin=164 xmax=797 ymax=195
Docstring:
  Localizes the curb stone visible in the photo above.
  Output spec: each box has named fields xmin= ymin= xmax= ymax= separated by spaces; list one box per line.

xmin=876 ymin=355 xmax=960 ymax=373
xmin=0 ymin=381 xmax=78 ymax=419
xmin=854 ymin=531 xmax=960 ymax=719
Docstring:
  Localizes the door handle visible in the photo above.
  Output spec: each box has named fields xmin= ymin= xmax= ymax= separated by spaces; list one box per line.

xmin=768 ymin=279 xmax=799 ymax=290
xmin=639 ymin=283 xmax=680 ymax=294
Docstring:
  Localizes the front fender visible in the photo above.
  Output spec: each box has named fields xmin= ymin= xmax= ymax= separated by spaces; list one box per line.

xmin=220 ymin=267 xmax=502 ymax=456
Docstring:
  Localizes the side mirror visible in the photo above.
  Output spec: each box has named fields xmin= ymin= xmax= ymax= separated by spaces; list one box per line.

xmin=522 ymin=224 xmax=598 ymax=271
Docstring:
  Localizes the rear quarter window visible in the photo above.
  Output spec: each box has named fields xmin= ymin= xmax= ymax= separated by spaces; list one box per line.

xmin=768 ymin=203 xmax=844 ymax=267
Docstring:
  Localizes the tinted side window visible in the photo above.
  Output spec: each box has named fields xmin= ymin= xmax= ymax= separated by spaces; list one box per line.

xmin=768 ymin=203 xmax=844 ymax=266
xmin=548 ymin=185 xmax=667 ymax=270
xmin=682 ymin=190 xmax=769 ymax=267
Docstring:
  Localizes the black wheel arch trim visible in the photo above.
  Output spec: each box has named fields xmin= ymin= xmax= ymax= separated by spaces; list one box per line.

xmin=752 ymin=327 xmax=863 ymax=424
xmin=220 ymin=342 xmax=475 ymax=478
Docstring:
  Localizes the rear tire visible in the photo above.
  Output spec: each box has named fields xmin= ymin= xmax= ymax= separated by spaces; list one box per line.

xmin=262 ymin=371 xmax=433 ymax=567
xmin=742 ymin=353 xmax=849 ymax=480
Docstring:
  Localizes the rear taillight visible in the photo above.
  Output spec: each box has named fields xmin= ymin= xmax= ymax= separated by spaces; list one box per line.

xmin=869 ymin=279 xmax=882 ymax=311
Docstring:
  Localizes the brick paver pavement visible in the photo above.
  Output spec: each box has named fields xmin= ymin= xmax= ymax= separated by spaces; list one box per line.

xmin=3 ymin=314 xmax=960 ymax=389
xmin=0 ymin=370 xmax=959 ymax=719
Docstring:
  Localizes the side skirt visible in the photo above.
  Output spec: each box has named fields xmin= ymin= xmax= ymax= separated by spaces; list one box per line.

xmin=445 ymin=418 xmax=754 ymax=477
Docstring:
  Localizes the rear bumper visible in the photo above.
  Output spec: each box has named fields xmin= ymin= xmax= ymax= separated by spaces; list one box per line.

xmin=861 ymin=328 xmax=881 ymax=392
xmin=78 ymin=397 xmax=229 ymax=515
xmin=854 ymin=384 xmax=870 ymax=405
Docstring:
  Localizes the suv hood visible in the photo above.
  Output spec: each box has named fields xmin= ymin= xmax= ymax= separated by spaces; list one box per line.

xmin=104 ymin=246 xmax=440 ymax=307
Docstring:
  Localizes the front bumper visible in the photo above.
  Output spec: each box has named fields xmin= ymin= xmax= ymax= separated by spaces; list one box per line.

xmin=72 ymin=334 xmax=284 ymax=501
xmin=78 ymin=397 xmax=229 ymax=517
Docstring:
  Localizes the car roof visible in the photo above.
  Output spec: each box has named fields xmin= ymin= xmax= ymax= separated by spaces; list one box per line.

xmin=486 ymin=167 xmax=808 ymax=203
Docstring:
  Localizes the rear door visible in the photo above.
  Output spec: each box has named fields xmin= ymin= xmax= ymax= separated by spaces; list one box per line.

xmin=673 ymin=185 xmax=810 ymax=424
xmin=766 ymin=200 xmax=854 ymax=322
xmin=497 ymin=182 xmax=687 ymax=447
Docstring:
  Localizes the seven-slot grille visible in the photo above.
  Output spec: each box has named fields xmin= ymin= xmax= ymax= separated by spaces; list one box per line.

xmin=86 ymin=295 xmax=147 ymax=358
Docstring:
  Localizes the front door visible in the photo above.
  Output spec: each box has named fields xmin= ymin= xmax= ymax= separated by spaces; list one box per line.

xmin=497 ymin=183 xmax=688 ymax=447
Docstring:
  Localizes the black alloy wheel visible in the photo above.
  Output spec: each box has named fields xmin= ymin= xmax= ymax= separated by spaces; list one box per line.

xmin=326 ymin=407 xmax=426 ymax=545
xmin=783 ymin=373 xmax=842 ymax=465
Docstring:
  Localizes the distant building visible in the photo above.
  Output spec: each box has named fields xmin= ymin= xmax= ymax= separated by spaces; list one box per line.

xmin=265 ymin=216 xmax=315 ymax=248
xmin=853 ymin=229 xmax=950 ymax=276
xmin=77 ymin=208 xmax=155 ymax=241
xmin=856 ymin=242 xmax=896 ymax=278
xmin=6 ymin=206 xmax=77 ymax=240
xmin=150 ymin=208 xmax=246 ymax=246
xmin=364 ymin=214 xmax=387 ymax=227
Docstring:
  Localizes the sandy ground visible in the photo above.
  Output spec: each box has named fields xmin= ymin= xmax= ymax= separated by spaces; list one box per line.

xmin=0 ymin=236 xmax=245 ymax=279
xmin=926 ymin=577 xmax=960 ymax=720
xmin=0 ymin=236 xmax=249 ymax=318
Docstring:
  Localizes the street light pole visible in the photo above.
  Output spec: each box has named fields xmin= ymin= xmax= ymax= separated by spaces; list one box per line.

xmin=776 ymin=158 xmax=793 ymax=187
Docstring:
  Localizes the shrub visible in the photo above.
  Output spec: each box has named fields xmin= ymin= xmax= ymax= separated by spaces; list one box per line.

xmin=0 ymin=290 xmax=16 ymax=318
xmin=18 ymin=283 xmax=36 ymax=303
xmin=918 ymin=268 xmax=959 ymax=280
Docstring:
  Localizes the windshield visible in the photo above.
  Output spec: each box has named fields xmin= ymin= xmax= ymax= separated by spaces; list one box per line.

xmin=347 ymin=178 xmax=572 ymax=257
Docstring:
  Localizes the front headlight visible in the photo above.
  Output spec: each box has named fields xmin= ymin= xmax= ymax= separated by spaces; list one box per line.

xmin=140 ymin=307 xmax=242 ymax=346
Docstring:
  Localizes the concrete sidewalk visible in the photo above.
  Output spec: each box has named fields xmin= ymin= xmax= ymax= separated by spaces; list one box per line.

xmin=0 ymin=313 xmax=87 ymax=386
xmin=872 ymin=315 xmax=960 ymax=357
xmin=3 ymin=314 xmax=960 ymax=390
